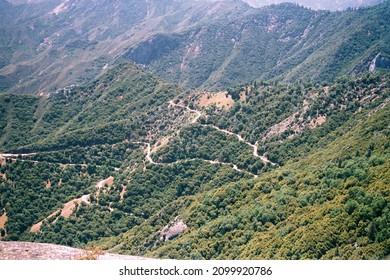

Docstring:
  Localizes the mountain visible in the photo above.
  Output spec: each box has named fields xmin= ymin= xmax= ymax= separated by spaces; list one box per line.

xmin=0 ymin=0 xmax=389 ymax=94
xmin=8 ymin=0 xmax=387 ymax=10
xmin=129 ymin=2 xmax=390 ymax=89
xmin=244 ymin=0 xmax=386 ymax=11
xmin=0 ymin=0 xmax=253 ymax=93
xmin=0 ymin=0 xmax=389 ymax=261
xmin=1 ymin=61 xmax=389 ymax=259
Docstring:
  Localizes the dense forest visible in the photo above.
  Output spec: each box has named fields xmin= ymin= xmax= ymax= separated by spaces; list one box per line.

xmin=0 ymin=0 xmax=389 ymax=261
xmin=1 ymin=61 xmax=388 ymax=259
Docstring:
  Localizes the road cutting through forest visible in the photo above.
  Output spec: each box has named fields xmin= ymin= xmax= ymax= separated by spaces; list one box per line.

xmin=0 ymin=99 xmax=277 ymax=181
xmin=169 ymin=100 xmax=278 ymax=167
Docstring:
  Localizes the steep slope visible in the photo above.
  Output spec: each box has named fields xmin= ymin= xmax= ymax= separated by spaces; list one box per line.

xmin=94 ymin=74 xmax=390 ymax=260
xmin=1 ymin=0 xmax=389 ymax=94
xmin=130 ymin=2 xmax=390 ymax=88
xmin=244 ymin=0 xmax=385 ymax=11
xmin=0 ymin=62 xmax=182 ymax=151
xmin=1 ymin=61 xmax=388 ymax=259
xmin=0 ymin=0 xmax=252 ymax=94
xmin=0 ymin=62 xmax=255 ymax=245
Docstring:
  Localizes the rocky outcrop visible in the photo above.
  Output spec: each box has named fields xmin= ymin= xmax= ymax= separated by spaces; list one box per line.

xmin=0 ymin=241 xmax=151 ymax=260
xmin=160 ymin=217 xmax=188 ymax=242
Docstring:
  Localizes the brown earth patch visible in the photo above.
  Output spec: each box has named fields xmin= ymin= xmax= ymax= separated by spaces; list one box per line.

xmin=0 ymin=157 xmax=6 ymax=167
xmin=31 ymin=195 xmax=91 ymax=233
xmin=59 ymin=199 xmax=81 ymax=219
xmin=0 ymin=211 xmax=7 ymax=229
xmin=240 ymin=86 xmax=253 ymax=102
xmin=198 ymin=91 xmax=234 ymax=111
xmin=96 ymin=176 xmax=114 ymax=198
xmin=120 ymin=185 xmax=127 ymax=203
xmin=58 ymin=195 xmax=91 ymax=220
xmin=152 ymin=136 xmax=170 ymax=154
xmin=240 ymin=91 xmax=247 ymax=102
xmin=30 ymin=210 xmax=60 ymax=233
xmin=310 ymin=115 xmax=327 ymax=129
xmin=45 ymin=179 xmax=51 ymax=189
xmin=30 ymin=221 xmax=43 ymax=233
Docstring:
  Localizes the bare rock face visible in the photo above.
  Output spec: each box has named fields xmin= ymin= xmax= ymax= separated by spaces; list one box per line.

xmin=160 ymin=217 xmax=188 ymax=242
xmin=0 ymin=241 xmax=151 ymax=260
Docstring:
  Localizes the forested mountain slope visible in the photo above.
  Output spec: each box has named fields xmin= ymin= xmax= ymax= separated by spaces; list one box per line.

xmin=93 ymin=72 xmax=389 ymax=260
xmin=1 ymin=62 xmax=389 ymax=259
xmin=134 ymin=1 xmax=390 ymax=88
xmin=244 ymin=0 xmax=385 ymax=11
xmin=0 ymin=0 xmax=252 ymax=93
xmin=0 ymin=0 xmax=389 ymax=93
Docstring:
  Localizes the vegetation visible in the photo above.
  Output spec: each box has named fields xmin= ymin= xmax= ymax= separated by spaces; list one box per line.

xmin=1 ymin=1 xmax=389 ymax=93
xmin=202 ymin=73 xmax=389 ymax=165
xmin=97 ymin=90 xmax=390 ymax=260
xmin=139 ymin=2 xmax=390 ymax=88
xmin=1 ymin=63 xmax=388 ymax=259
xmin=0 ymin=1 xmax=389 ymax=260
xmin=153 ymin=125 xmax=267 ymax=175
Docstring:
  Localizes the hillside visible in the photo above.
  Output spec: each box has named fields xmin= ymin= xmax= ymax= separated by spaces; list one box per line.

xmin=0 ymin=0 xmax=389 ymax=93
xmin=244 ymin=0 xmax=385 ymax=11
xmin=0 ymin=0 xmax=252 ymax=93
xmin=1 ymin=61 xmax=389 ymax=259
xmin=94 ymin=72 xmax=390 ymax=260
xmin=130 ymin=2 xmax=390 ymax=88
xmin=1 ymin=0 xmax=389 ymax=262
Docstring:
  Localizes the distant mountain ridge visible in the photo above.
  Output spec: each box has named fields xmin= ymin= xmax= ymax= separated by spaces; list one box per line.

xmin=7 ymin=0 xmax=387 ymax=10
xmin=0 ymin=0 xmax=252 ymax=93
xmin=128 ymin=2 xmax=389 ymax=89
xmin=0 ymin=0 xmax=389 ymax=94
xmin=244 ymin=0 xmax=386 ymax=11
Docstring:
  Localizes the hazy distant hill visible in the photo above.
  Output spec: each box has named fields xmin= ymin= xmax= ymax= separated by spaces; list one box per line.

xmin=132 ymin=2 xmax=389 ymax=89
xmin=244 ymin=0 xmax=385 ymax=10
xmin=0 ymin=0 xmax=251 ymax=93
xmin=8 ymin=0 xmax=386 ymax=10
xmin=0 ymin=0 xmax=389 ymax=94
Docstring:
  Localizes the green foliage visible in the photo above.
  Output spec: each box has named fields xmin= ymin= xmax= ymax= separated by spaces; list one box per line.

xmin=107 ymin=103 xmax=389 ymax=259
xmin=0 ymin=160 xmax=97 ymax=241
xmin=147 ymin=2 xmax=390 ymax=88
xmin=0 ymin=62 xmax=389 ymax=260
xmin=154 ymin=125 xmax=265 ymax=174
xmin=203 ymin=73 xmax=389 ymax=165
xmin=0 ymin=63 xmax=181 ymax=152
xmin=1 ymin=1 xmax=389 ymax=93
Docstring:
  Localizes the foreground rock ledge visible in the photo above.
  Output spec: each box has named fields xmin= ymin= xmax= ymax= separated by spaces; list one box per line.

xmin=0 ymin=241 xmax=150 ymax=260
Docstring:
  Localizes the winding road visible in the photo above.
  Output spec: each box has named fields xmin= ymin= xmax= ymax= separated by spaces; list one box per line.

xmin=169 ymin=100 xmax=278 ymax=167
xmin=1 ymin=98 xmax=278 ymax=181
